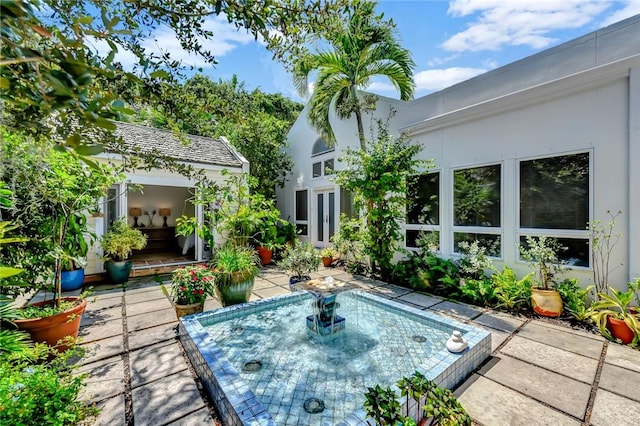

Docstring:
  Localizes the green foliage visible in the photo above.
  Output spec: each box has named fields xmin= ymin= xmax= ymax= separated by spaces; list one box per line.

xmin=331 ymin=214 xmax=369 ymax=275
xmin=0 ymin=343 xmax=97 ymax=425
xmin=492 ymin=266 xmax=533 ymax=312
xmin=1 ymin=0 xmax=351 ymax=156
xmin=277 ymin=240 xmax=320 ymax=280
xmin=588 ymin=210 xmax=622 ymax=297
xmin=19 ymin=300 xmax=78 ymax=320
xmin=320 ymin=247 xmax=338 ymax=259
xmin=421 ymin=384 xmax=472 ymax=426
xmin=293 ymin=0 xmax=415 ymax=149
xmin=591 ymin=286 xmax=640 ymax=345
xmin=211 ymin=243 xmax=260 ymax=285
xmin=518 ymin=236 xmax=566 ymax=290
xmin=169 ymin=265 xmax=216 ymax=305
xmin=460 ymin=278 xmax=497 ymax=307
xmin=363 ymin=384 xmax=403 ymax=426
xmin=100 ymin=219 xmax=147 ymax=262
xmin=335 ymin=121 xmax=428 ymax=280
xmin=0 ymin=297 xmax=30 ymax=354
xmin=557 ymin=278 xmax=595 ymax=321
xmin=629 ymin=277 xmax=640 ymax=308
xmin=456 ymin=240 xmax=495 ymax=280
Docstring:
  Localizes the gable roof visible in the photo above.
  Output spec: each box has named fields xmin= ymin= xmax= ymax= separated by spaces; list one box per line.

xmin=114 ymin=121 xmax=245 ymax=168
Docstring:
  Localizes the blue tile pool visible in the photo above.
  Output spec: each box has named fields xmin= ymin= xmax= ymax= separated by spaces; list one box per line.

xmin=179 ymin=290 xmax=490 ymax=425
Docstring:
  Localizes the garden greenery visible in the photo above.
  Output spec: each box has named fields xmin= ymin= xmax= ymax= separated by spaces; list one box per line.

xmin=335 ymin=120 xmax=429 ymax=280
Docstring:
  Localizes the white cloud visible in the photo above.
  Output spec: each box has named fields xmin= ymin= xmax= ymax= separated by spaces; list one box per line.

xmin=414 ymin=67 xmax=487 ymax=92
xmin=87 ymin=15 xmax=255 ymax=69
xmin=600 ymin=0 xmax=640 ymax=27
xmin=442 ymin=0 xmax=611 ymax=52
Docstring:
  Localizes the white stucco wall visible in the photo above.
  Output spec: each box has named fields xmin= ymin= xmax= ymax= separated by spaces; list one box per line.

xmin=278 ymin=15 xmax=640 ymax=291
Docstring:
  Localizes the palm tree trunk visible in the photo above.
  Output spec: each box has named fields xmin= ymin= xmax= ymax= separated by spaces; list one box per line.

xmin=354 ymin=107 xmax=366 ymax=151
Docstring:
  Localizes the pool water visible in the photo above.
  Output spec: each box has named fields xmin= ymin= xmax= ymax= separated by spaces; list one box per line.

xmin=180 ymin=290 xmax=491 ymax=426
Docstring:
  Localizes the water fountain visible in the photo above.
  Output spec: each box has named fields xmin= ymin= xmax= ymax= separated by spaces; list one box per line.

xmin=179 ymin=285 xmax=491 ymax=425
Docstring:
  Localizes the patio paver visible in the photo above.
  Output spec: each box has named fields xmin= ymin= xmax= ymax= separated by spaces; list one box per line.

xmin=65 ymin=265 xmax=639 ymax=425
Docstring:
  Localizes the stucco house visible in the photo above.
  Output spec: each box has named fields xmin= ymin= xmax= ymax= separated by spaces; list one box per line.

xmin=277 ymin=14 xmax=640 ymax=291
xmin=86 ymin=122 xmax=248 ymax=278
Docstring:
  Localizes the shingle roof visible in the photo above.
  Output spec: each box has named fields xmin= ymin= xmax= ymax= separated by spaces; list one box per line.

xmin=114 ymin=121 xmax=244 ymax=168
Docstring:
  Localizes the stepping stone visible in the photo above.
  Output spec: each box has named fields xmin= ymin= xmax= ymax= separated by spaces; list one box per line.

xmin=473 ymin=311 xmax=526 ymax=333
xmin=430 ymin=300 xmax=483 ymax=320
xmin=518 ymin=321 xmax=604 ymax=359
xmin=79 ymin=318 xmax=123 ymax=343
xmin=604 ymin=342 xmax=640 ymax=373
xmin=500 ymin=336 xmax=598 ymax=384
xmin=81 ymin=335 xmax=124 ymax=365
xmin=129 ymin=342 xmax=187 ymax=388
xmin=396 ymin=292 xmax=442 ymax=308
xmin=165 ymin=407 xmax=216 ymax=425
xmin=457 ymin=375 xmax=580 ymax=425
xmin=598 ymin=363 xmax=640 ymax=403
xmin=254 ymin=279 xmax=278 ymax=290
xmin=78 ymin=357 xmax=124 ymax=402
xmin=481 ymin=354 xmax=591 ymax=419
xmin=590 ymin=389 xmax=640 ymax=426
xmin=126 ymin=308 xmax=177 ymax=332
xmin=128 ymin=322 xmax=178 ymax=351
xmin=124 ymin=288 xmax=167 ymax=304
xmin=90 ymin=394 xmax=125 ymax=426
xmin=473 ymin=325 xmax=510 ymax=352
xmin=89 ymin=296 xmax=123 ymax=311
xmin=368 ymin=284 xmax=412 ymax=298
xmin=81 ymin=305 xmax=122 ymax=327
xmin=253 ymin=286 xmax=290 ymax=299
xmin=132 ymin=371 xmax=205 ymax=425
xmin=204 ymin=298 xmax=222 ymax=311
xmin=125 ymin=297 xmax=172 ymax=316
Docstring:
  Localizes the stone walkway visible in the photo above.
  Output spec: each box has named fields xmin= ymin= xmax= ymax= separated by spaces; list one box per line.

xmin=71 ymin=266 xmax=640 ymax=425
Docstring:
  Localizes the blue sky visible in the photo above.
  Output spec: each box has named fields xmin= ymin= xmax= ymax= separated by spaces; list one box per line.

xmin=98 ymin=0 xmax=640 ymax=102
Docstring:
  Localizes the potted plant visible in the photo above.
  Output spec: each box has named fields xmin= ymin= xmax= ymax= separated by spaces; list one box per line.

xmin=100 ymin=219 xmax=147 ymax=284
xmin=59 ymin=212 xmax=92 ymax=291
xmin=277 ymin=240 xmax=320 ymax=284
xmin=591 ymin=285 xmax=639 ymax=345
xmin=253 ymin=211 xmax=287 ymax=266
xmin=211 ymin=243 xmax=260 ymax=306
xmin=320 ymin=246 xmax=338 ymax=267
xmin=519 ymin=236 xmax=565 ymax=317
xmin=167 ymin=264 xmax=216 ymax=318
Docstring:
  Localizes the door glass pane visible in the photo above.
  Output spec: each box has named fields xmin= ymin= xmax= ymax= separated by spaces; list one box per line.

xmin=317 ymin=193 xmax=324 ymax=241
xmin=407 ymin=172 xmax=440 ymax=225
xmin=295 ymin=190 xmax=308 ymax=221
xmin=340 ymin=189 xmax=355 ymax=218
xmin=454 ymin=165 xmax=501 ymax=227
xmin=328 ymin=192 xmax=335 ymax=241
xmin=106 ymin=186 xmax=119 ymax=232
xmin=520 ymin=153 xmax=589 ymax=230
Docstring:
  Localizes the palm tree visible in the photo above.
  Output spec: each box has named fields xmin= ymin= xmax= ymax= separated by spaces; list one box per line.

xmin=293 ymin=1 xmax=415 ymax=151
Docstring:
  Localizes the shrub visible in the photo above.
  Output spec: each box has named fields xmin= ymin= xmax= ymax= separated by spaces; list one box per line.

xmin=100 ymin=219 xmax=147 ymax=262
xmin=277 ymin=240 xmax=319 ymax=280
xmin=169 ymin=265 xmax=216 ymax=305
xmin=492 ymin=266 xmax=533 ymax=312
xmin=557 ymin=278 xmax=594 ymax=321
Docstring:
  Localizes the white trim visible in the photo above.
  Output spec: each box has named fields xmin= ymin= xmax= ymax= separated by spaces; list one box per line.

xmin=401 ymin=56 xmax=640 ymax=136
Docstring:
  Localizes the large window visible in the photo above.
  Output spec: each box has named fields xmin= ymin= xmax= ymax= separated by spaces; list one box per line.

xmin=453 ymin=164 xmax=502 ymax=256
xmin=406 ymin=172 xmax=440 ymax=249
xmin=295 ymin=189 xmax=308 ymax=236
xmin=312 ymin=159 xmax=334 ymax=178
xmin=519 ymin=152 xmax=590 ymax=266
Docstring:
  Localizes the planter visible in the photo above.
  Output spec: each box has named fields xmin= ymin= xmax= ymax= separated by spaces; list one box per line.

xmin=14 ymin=297 xmax=88 ymax=351
xmin=321 ymin=256 xmax=333 ymax=267
xmin=606 ymin=316 xmax=635 ymax=344
xmin=531 ymin=288 xmax=563 ymax=317
xmin=61 ymin=268 xmax=85 ymax=291
xmin=256 ymin=246 xmax=273 ymax=266
xmin=174 ymin=302 xmax=205 ymax=318
xmin=215 ymin=271 xmax=256 ymax=307
xmin=105 ymin=260 xmax=133 ymax=284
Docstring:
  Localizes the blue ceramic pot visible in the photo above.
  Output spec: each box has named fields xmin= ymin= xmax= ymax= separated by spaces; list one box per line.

xmin=105 ymin=260 xmax=133 ymax=284
xmin=61 ymin=268 xmax=85 ymax=291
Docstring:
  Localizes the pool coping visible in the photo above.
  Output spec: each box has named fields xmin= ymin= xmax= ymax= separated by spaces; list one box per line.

xmin=179 ymin=290 xmax=491 ymax=425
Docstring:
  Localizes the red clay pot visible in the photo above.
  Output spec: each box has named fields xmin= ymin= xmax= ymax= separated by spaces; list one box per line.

xmin=14 ymin=297 xmax=87 ymax=351
xmin=256 ymin=246 xmax=273 ymax=266
xmin=321 ymin=256 xmax=333 ymax=267
xmin=606 ymin=316 xmax=635 ymax=344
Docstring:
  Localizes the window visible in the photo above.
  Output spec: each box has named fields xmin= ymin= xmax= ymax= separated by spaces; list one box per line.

xmin=312 ymin=137 xmax=334 ymax=156
xmin=453 ymin=165 xmax=502 ymax=256
xmin=295 ymin=189 xmax=308 ymax=236
xmin=324 ymin=159 xmax=334 ymax=175
xmin=519 ymin=152 xmax=590 ymax=266
xmin=312 ymin=159 xmax=334 ymax=178
xmin=405 ymin=172 xmax=440 ymax=249
xmin=312 ymin=162 xmax=322 ymax=178
xmin=340 ymin=188 xmax=356 ymax=218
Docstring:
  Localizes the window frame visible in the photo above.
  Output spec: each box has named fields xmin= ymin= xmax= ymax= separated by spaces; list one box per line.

xmin=516 ymin=150 xmax=592 ymax=269
xmin=404 ymin=170 xmax=442 ymax=251
xmin=294 ymin=188 xmax=309 ymax=236
xmin=451 ymin=162 xmax=504 ymax=258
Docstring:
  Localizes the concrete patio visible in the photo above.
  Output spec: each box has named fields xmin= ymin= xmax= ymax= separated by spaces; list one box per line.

xmin=74 ymin=266 xmax=640 ymax=425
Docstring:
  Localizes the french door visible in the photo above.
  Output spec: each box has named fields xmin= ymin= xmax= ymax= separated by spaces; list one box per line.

xmin=314 ymin=190 xmax=335 ymax=248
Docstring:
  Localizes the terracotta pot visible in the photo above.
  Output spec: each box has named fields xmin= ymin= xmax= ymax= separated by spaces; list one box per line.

xmin=531 ymin=288 xmax=563 ymax=317
xmin=14 ymin=297 xmax=88 ymax=351
xmin=606 ymin=316 xmax=635 ymax=344
xmin=256 ymin=246 xmax=273 ymax=265
xmin=174 ymin=302 xmax=204 ymax=318
xmin=321 ymin=256 xmax=333 ymax=267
